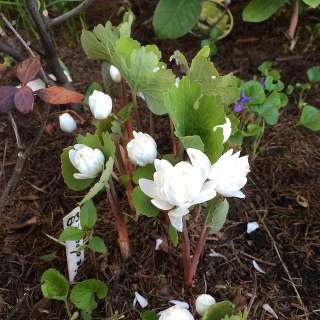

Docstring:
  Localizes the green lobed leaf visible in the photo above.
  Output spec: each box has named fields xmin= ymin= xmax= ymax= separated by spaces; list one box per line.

xmin=205 ymin=199 xmax=229 ymax=235
xmin=255 ymin=92 xmax=281 ymax=125
xmin=61 ymin=146 xmax=94 ymax=191
xmin=40 ymin=252 xmax=57 ymax=262
xmin=242 ymin=80 xmax=265 ymax=106
xmin=41 ymin=268 xmax=69 ymax=301
xmin=70 ymin=279 xmax=108 ymax=312
xmin=298 ymin=105 xmax=320 ymax=131
xmin=59 ymin=227 xmax=86 ymax=241
xmin=242 ymin=0 xmax=287 ymax=22
xmin=302 ymin=0 xmax=320 ymax=8
xmin=80 ymin=157 xmax=114 ymax=205
xmin=152 ymin=0 xmax=201 ymax=39
xmin=80 ymin=200 xmax=97 ymax=230
xmin=88 ymin=236 xmax=107 ymax=254
xmin=202 ymin=301 xmax=235 ymax=320
xmin=141 ymin=310 xmax=160 ymax=320
xmin=132 ymin=186 xmax=159 ymax=217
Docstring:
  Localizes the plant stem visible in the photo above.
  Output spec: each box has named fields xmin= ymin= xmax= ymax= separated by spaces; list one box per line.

xmin=186 ymin=225 xmax=209 ymax=287
xmin=131 ymin=91 xmax=142 ymax=130
xmin=107 ymin=180 xmax=130 ymax=258
xmin=288 ymin=0 xmax=299 ymax=40
xmin=64 ymin=299 xmax=71 ymax=318
xmin=181 ymin=218 xmax=192 ymax=284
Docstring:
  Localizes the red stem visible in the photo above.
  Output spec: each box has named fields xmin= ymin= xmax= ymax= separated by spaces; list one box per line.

xmin=288 ymin=0 xmax=299 ymax=40
xmin=186 ymin=225 xmax=209 ymax=287
xmin=181 ymin=218 xmax=191 ymax=284
xmin=107 ymin=181 xmax=130 ymax=258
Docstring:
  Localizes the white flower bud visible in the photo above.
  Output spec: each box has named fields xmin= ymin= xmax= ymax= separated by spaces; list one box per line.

xmin=195 ymin=294 xmax=216 ymax=316
xmin=159 ymin=305 xmax=194 ymax=320
xmin=213 ymin=117 xmax=232 ymax=143
xmin=59 ymin=113 xmax=77 ymax=133
xmin=209 ymin=149 xmax=250 ymax=198
xmin=109 ymin=65 xmax=121 ymax=83
xmin=88 ymin=90 xmax=112 ymax=120
xmin=127 ymin=131 xmax=157 ymax=167
xmin=69 ymin=144 xmax=105 ymax=179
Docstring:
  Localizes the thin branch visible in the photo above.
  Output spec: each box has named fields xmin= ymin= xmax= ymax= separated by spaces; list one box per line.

xmin=0 ymin=40 xmax=25 ymax=61
xmin=8 ymin=112 xmax=23 ymax=150
xmin=288 ymin=0 xmax=299 ymax=40
xmin=47 ymin=0 xmax=96 ymax=28
xmin=181 ymin=218 xmax=191 ymax=284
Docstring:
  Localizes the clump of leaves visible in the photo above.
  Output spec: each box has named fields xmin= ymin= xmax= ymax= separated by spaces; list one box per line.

xmin=0 ymin=57 xmax=83 ymax=114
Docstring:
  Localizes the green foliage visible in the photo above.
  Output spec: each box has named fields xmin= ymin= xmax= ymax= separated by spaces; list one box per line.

xmin=165 ymin=77 xmax=226 ymax=162
xmin=302 ymin=0 xmax=320 ymax=8
xmin=40 ymin=252 xmax=57 ymax=262
xmin=242 ymin=0 xmax=287 ymax=22
xmin=41 ymin=268 xmax=69 ymax=301
xmin=133 ymin=164 xmax=155 ymax=185
xmin=80 ymin=157 xmax=114 ymax=205
xmin=299 ymin=105 xmax=320 ymax=131
xmin=132 ymin=186 xmax=159 ymax=217
xmin=59 ymin=227 xmax=86 ymax=241
xmin=168 ymin=224 xmax=179 ymax=247
xmin=141 ymin=310 xmax=160 ymax=320
xmin=205 ymin=199 xmax=229 ymax=235
xmin=88 ymin=236 xmax=107 ymax=254
xmin=202 ymin=301 xmax=235 ymax=320
xmin=307 ymin=66 xmax=320 ymax=82
xmin=80 ymin=200 xmax=97 ymax=230
xmin=152 ymin=0 xmax=201 ymax=39
xmin=84 ymin=82 xmax=103 ymax=105
xmin=70 ymin=279 xmax=108 ymax=312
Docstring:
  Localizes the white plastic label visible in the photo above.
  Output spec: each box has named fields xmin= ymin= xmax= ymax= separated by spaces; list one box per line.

xmin=63 ymin=207 xmax=84 ymax=283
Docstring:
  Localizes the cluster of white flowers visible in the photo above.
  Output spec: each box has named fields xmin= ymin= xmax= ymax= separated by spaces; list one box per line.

xmin=139 ymin=147 xmax=249 ymax=231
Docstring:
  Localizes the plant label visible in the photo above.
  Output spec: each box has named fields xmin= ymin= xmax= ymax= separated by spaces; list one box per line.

xmin=63 ymin=207 xmax=84 ymax=283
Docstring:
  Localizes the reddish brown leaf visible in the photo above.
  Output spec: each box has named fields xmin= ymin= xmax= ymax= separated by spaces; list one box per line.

xmin=0 ymin=86 xmax=18 ymax=113
xmin=0 ymin=64 xmax=6 ymax=73
xmin=36 ymin=86 xmax=84 ymax=105
xmin=14 ymin=86 xmax=34 ymax=114
xmin=17 ymin=57 xmax=41 ymax=85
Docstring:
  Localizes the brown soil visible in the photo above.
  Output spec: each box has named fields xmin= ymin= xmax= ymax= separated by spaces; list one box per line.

xmin=0 ymin=1 xmax=320 ymax=319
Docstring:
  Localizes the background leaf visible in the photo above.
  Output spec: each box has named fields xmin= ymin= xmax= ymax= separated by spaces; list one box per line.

xmin=17 ymin=57 xmax=41 ymax=85
xmin=80 ymin=200 xmax=97 ymax=230
xmin=302 ymin=0 xmax=320 ymax=8
xmin=141 ymin=310 xmax=159 ymax=320
xmin=202 ymin=301 xmax=235 ymax=320
xmin=87 ymin=236 xmax=107 ymax=254
xmin=59 ymin=227 xmax=86 ymax=241
xmin=299 ymin=105 xmax=320 ymax=131
xmin=153 ymin=0 xmax=201 ymax=39
xmin=242 ymin=0 xmax=287 ymax=22
xmin=0 ymin=86 xmax=18 ymax=113
xmin=307 ymin=66 xmax=320 ymax=82
xmin=41 ymin=268 xmax=69 ymax=301
xmin=36 ymin=86 xmax=83 ymax=104
xmin=14 ymin=86 xmax=34 ymax=113
xmin=132 ymin=165 xmax=155 ymax=185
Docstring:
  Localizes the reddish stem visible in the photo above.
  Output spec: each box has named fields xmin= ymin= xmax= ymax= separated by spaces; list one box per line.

xmin=107 ymin=181 xmax=130 ymax=258
xmin=181 ymin=218 xmax=192 ymax=284
xmin=186 ymin=225 xmax=209 ymax=287
xmin=288 ymin=0 xmax=299 ymax=40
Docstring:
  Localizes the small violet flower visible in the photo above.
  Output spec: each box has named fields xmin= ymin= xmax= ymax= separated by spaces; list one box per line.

xmin=233 ymin=91 xmax=250 ymax=113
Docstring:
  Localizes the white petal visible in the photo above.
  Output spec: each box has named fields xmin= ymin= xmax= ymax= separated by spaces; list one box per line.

xmin=208 ymin=249 xmax=227 ymax=259
xmin=155 ymin=238 xmax=163 ymax=251
xmin=154 ymin=159 xmax=173 ymax=172
xmin=68 ymin=149 xmax=77 ymax=168
xmin=262 ymin=304 xmax=278 ymax=319
xmin=193 ymin=181 xmax=216 ymax=205
xmin=134 ymin=292 xmax=148 ymax=308
xmin=168 ymin=207 xmax=189 ymax=232
xmin=187 ymin=148 xmax=211 ymax=180
xmin=139 ymin=179 xmax=158 ymax=199
xmin=73 ymin=172 xmax=92 ymax=179
xmin=151 ymin=198 xmax=174 ymax=210
xmin=169 ymin=300 xmax=189 ymax=309
xmin=252 ymin=260 xmax=266 ymax=274
xmin=231 ymin=190 xmax=245 ymax=198
xmin=246 ymin=221 xmax=259 ymax=234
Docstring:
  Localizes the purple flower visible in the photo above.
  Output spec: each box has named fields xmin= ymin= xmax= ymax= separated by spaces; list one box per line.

xmin=239 ymin=91 xmax=250 ymax=104
xmin=259 ymin=78 xmax=265 ymax=88
xmin=233 ymin=102 xmax=243 ymax=113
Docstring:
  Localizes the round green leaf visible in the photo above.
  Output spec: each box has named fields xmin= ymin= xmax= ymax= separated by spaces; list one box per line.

xmin=153 ymin=0 xmax=201 ymax=39
xmin=80 ymin=200 xmax=97 ymax=230
xmin=88 ymin=236 xmax=107 ymax=254
xmin=133 ymin=164 xmax=155 ymax=185
xmin=202 ymin=301 xmax=235 ymax=320
xmin=59 ymin=227 xmax=86 ymax=241
xmin=299 ymin=105 xmax=320 ymax=131
xmin=41 ymin=268 xmax=69 ymax=301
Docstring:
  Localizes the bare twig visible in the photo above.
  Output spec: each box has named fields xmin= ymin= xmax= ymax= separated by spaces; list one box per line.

xmin=181 ymin=218 xmax=191 ymax=284
xmin=47 ymin=0 xmax=96 ymax=28
xmin=262 ymin=221 xmax=309 ymax=320
xmin=288 ymin=0 xmax=299 ymax=40
xmin=0 ymin=39 xmax=25 ymax=61
xmin=8 ymin=112 xmax=23 ymax=150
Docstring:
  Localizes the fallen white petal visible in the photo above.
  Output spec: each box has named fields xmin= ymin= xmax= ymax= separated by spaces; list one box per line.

xmin=133 ymin=292 xmax=148 ymax=308
xmin=262 ymin=304 xmax=278 ymax=319
xmin=208 ymin=249 xmax=227 ymax=260
xmin=247 ymin=221 xmax=259 ymax=234
xmin=155 ymin=238 xmax=163 ymax=251
xmin=169 ymin=300 xmax=189 ymax=309
xmin=252 ymin=260 xmax=266 ymax=274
